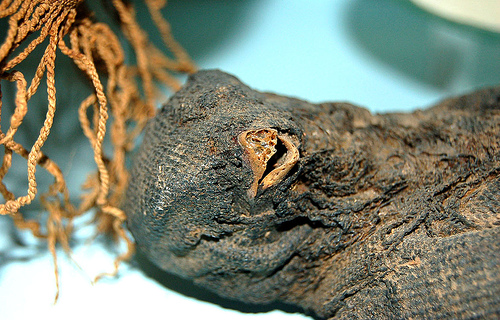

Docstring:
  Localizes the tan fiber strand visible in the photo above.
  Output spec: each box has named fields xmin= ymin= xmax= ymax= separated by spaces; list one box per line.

xmin=0 ymin=0 xmax=196 ymax=300
xmin=112 ymin=0 xmax=156 ymax=111
xmin=145 ymin=0 xmax=195 ymax=73
xmin=0 ymin=71 xmax=27 ymax=144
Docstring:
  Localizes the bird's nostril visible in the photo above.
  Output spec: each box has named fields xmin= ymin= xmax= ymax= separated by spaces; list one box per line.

xmin=239 ymin=128 xmax=278 ymax=198
xmin=260 ymin=133 xmax=299 ymax=190
xmin=239 ymin=129 xmax=299 ymax=198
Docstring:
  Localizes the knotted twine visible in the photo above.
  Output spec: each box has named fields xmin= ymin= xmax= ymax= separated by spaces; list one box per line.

xmin=0 ymin=0 xmax=196 ymax=300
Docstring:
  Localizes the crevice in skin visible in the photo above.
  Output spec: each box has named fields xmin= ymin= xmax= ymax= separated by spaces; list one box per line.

xmin=199 ymin=232 xmax=233 ymax=243
xmin=275 ymin=216 xmax=328 ymax=233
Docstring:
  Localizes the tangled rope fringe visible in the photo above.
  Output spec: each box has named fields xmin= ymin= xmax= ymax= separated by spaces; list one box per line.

xmin=0 ymin=0 xmax=196 ymax=300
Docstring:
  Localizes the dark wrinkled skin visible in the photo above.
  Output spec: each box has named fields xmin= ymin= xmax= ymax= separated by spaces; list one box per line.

xmin=124 ymin=70 xmax=500 ymax=319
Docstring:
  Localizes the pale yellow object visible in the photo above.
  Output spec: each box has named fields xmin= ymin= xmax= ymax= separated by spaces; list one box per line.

xmin=411 ymin=0 xmax=500 ymax=33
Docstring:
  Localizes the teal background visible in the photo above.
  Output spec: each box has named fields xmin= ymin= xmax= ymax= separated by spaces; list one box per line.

xmin=158 ymin=0 xmax=500 ymax=112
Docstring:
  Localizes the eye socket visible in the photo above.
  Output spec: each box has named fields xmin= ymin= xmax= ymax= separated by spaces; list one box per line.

xmin=238 ymin=129 xmax=299 ymax=198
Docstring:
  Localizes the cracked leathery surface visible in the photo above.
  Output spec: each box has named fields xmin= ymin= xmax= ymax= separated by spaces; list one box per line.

xmin=124 ymin=70 xmax=500 ymax=319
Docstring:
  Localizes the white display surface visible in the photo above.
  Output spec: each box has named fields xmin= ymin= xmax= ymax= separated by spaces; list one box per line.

xmin=1 ymin=1 xmax=499 ymax=319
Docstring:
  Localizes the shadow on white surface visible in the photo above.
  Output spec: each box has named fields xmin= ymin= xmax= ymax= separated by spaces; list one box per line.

xmin=133 ymin=247 xmax=316 ymax=318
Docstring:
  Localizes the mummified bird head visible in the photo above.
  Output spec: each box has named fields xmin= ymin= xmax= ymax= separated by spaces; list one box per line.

xmin=124 ymin=70 xmax=312 ymax=297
